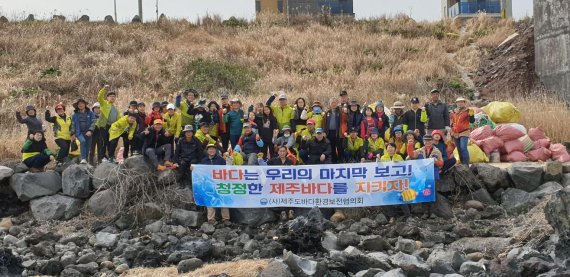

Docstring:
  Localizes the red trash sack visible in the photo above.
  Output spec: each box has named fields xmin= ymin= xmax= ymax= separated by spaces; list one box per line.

xmin=480 ymin=136 xmax=504 ymax=155
xmin=528 ymin=127 xmax=547 ymax=141
xmin=526 ymin=147 xmax=552 ymax=162
xmin=503 ymin=139 xmax=524 ymax=154
xmin=501 ymin=151 xmax=528 ymax=162
xmin=494 ymin=125 xmax=525 ymax=141
xmin=533 ymin=138 xmax=551 ymax=150
xmin=470 ymin=125 xmax=494 ymax=141
xmin=550 ymin=143 xmax=570 ymax=163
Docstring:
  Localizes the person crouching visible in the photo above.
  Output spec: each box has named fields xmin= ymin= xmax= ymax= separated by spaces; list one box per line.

xmin=22 ymin=130 xmax=55 ymax=172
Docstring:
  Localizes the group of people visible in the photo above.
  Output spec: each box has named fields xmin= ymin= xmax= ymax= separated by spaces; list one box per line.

xmin=17 ymin=86 xmax=475 ymax=223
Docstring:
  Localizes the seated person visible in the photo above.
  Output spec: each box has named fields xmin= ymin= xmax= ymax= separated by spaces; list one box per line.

xmin=22 ymin=130 xmax=55 ymax=172
xmin=300 ymin=128 xmax=331 ymax=165
xmin=273 ymin=125 xmax=295 ymax=150
xmin=174 ymin=125 xmax=204 ymax=183
xmin=142 ymin=119 xmax=173 ymax=171
xmin=378 ymin=143 xmax=404 ymax=162
xmin=363 ymin=128 xmax=385 ymax=162
xmin=237 ymin=123 xmax=264 ymax=165
xmin=432 ymin=130 xmax=457 ymax=173
xmin=342 ymin=127 xmax=364 ymax=163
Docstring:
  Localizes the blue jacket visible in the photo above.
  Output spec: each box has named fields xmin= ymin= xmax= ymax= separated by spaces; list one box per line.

xmin=71 ymin=109 xmax=96 ymax=136
xmin=200 ymin=155 xmax=226 ymax=165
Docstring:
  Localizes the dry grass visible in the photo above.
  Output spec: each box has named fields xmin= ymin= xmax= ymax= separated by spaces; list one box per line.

xmin=122 ymin=259 xmax=268 ymax=277
xmin=0 ymin=14 xmax=566 ymax=159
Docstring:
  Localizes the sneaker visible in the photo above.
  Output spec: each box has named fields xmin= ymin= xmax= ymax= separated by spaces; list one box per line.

xmin=157 ymin=165 xmax=167 ymax=171
xmin=56 ymin=162 xmax=63 ymax=167
xmin=109 ymin=158 xmax=116 ymax=164
xmin=80 ymin=159 xmax=87 ymax=164
xmin=222 ymin=220 xmax=231 ymax=226
xmin=208 ymin=219 xmax=217 ymax=225
xmin=133 ymin=151 xmax=141 ymax=155
xmin=102 ymin=158 xmax=109 ymax=163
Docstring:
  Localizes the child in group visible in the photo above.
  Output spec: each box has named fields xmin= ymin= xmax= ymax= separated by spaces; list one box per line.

xmin=45 ymin=103 xmax=72 ymax=166
xmin=16 ymin=105 xmax=43 ymax=137
xmin=404 ymin=130 xmax=421 ymax=159
xmin=389 ymin=125 xmax=407 ymax=157
xmin=363 ymin=128 xmax=385 ymax=162
xmin=21 ymin=130 xmax=55 ymax=172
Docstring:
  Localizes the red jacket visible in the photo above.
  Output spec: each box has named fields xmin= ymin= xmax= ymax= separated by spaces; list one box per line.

xmin=451 ymin=108 xmax=474 ymax=134
xmin=360 ymin=116 xmax=379 ymax=139
xmin=145 ymin=111 xmax=163 ymax=126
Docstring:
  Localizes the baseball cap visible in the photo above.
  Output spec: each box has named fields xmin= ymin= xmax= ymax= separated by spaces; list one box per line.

xmin=423 ymin=134 xmax=434 ymax=140
xmin=278 ymin=93 xmax=287 ymax=100
xmin=340 ymin=90 xmax=348 ymax=96
xmin=316 ymin=128 xmax=324 ymax=134
xmin=430 ymin=89 xmax=440 ymax=94
xmin=167 ymin=103 xmax=176 ymax=110
xmin=153 ymin=119 xmax=163 ymax=125
xmin=410 ymin=97 xmax=420 ymax=104
xmin=129 ymin=100 xmax=138 ymax=106
xmin=307 ymin=118 xmax=316 ymax=125
xmin=349 ymin=127 xmax=358 ymax=133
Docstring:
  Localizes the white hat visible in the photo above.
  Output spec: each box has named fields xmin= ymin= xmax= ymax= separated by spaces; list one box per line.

xmin=278 ymin=93 xmax=287 ymax=100
xmin=167 ymin=103 xmax=176 ymax=110
xmin=455 ymin=97 xmax=467 ymax=103
xmin=92 ymin=102 xmax=100 ymax=108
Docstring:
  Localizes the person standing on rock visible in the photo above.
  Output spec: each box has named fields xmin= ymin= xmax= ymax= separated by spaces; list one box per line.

xmin=108 ymin=113 xmax=138 ymax=163
xmin=451 ymin=97 xmax=475 ymax=166
xmin=174 ymin=125 xmax=203 ymax=185
xmin=131 ymin=102 xmax=147 ymax=155
xmin=142 ymin=119 xmax=173 ymax=171
xmin=163 ymin=103 xmax=182 ymax=152
xmin=21 ymin=130 xmax=55 ymax=172
xmin=89 ymin=102 xmax=102 ymax=164
xmin=389 ymin=101 xmax=406 ymax=130
xmin=16 ymin=105 xmax=43 ymax=137
xmin=44 ymin=103 xmax=72 ymax=166
xmin=97 ymin=85 xmax=120 ymax=163
xmin=223 ymin=98 xmax=245 ymax=148
xmin=425 ymin=89 xmax=450 ymax=136
xmin=71 ymin=98 xmax=97 ymax=165
xmin=198 ymin=144 xmax=230 ymax=225
xmin=403 ymin=97 xmax=428 ymax=137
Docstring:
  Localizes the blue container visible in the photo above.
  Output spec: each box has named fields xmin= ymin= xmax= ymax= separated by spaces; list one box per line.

xmin=317 ymin=0 xmax=353 ymax=15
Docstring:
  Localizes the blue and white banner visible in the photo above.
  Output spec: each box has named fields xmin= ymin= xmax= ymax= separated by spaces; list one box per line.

xmin=192 ymin=159 xmax=436 ymax=208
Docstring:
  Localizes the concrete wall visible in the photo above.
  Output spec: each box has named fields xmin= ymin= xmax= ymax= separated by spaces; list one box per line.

xmin=534 ymin=0 xmax=570 ymax=100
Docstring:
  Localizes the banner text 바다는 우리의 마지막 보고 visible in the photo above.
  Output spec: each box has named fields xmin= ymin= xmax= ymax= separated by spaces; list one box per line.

xmin=191 ymin=159 xmax=436 ymax=208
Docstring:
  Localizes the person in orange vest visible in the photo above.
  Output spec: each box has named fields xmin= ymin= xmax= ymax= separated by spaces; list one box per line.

xmin=451 ymin=97 xmax=475 ymax=165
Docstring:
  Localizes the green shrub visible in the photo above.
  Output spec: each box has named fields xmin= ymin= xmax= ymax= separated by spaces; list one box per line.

xmin=222 ymin=16 xmax=249 ymax=28
xmin=180 ymin=59 xmax=259 ymax=94
xmin=40 ymin=67 xmax=61 ymax=78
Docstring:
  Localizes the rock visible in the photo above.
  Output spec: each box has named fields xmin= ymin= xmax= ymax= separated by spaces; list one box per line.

xmin=115 ymin=213 xmax=136 ymax=230
xmin=26 ymin=229 xmax=62 ymax=244
xmin=530 ymin=182 xmax=564 ymax=198
xmin=200 ymin=222 xmax=216 ymax=235
xmin=520 ymin=257 xmax=555 ymax=276
xmin=230 ymin=208 xmax=277 ymax=227
xmin=355 ymin=268 xmax=384 ymax=277
xmin=59 ymin=233 xmax=88 ymax=246
xmin=395 ymin=237 xmax=416 ymax=254
xmin=260 ymin=260 xmax=294 ymax=277
xmin=115 ymin=263 xmax=129 ymax=274
xmin=104 ymin=15 xmax=115 ymax=23
xmin=158 ymin=169 xmax=177 ymax=185
xmin=132 ymin=15 xmax=142 ymax=23
xmin=562 ymin=173 xmax=570 ymax=187
xmin=0 ymin=16 xmax=8 ymax=23
xmin=426 ymin=248 xmax=465 ymax=274
xmin=62 ymin=164 xmax=92 ymax=198
xmin=449 ymin=237 xmax=512 ymax=255
xmin=67 ymin=262 xmax=99 ymax=275
xmin=0 ymin=166 xmax=14 ymax=182
xmin=419 ymin=230 xmax=445 ymax=248
xmin=39 ymin=260 xmax=63 ymax=276
xmin=176 ymin=239 xmax=213 ymax=259
xmin=52 ymin=15 xmax=66 ymax=21
xmin=100 ymin=260 xmax=115 ymax=270
xmin=135 ymin=202 xmax=163 ymax=223
xmin=10 ymin=172 xmax=62 ymax=201
xmin=31 ymin=240 xmax=55 ymax=257
xmin=26 ymin=14 xmax=35 ymax=21
xmin=92 ymin=162 xmax=119 ymax=189
xmin=464 ymin=200 xmax=484 ymax=211
xmin=459 ymin=261 xmax=485 ymax=275
xmin=171 ymin=209 xmax=203 ymax=227
xmin=465 ymin=252 xmax=484 ymax=262
xmin=60 ymin=267 xmax=84 ymax=277
xmin=472 ymin=164 xmax=507 ymax=192
xmin=8 ymin=226 xmax=22 ymax=236
xmin=437 ymin=173 xmax=456 ymax=193
xmin=3 ymin=234 xmax=18 ymax=245
xmin=375 ymin=213 xmax=388 ymax=225
xmin=77 ymin=253 xmax=97 ymax=264
xmin=133 ymin=249 xmax=162 ymax=267
xmin=87 ymin=190 xmax=118 ymax=217
xmin=177 ymin=258 xmax=203 ymax=273
xmin=321 ymin=231 xmax=340 ymax=251
xmin=381 ymin=268 xmax=406 ymax=277
xmin=13 ymin=162 xmax=29 ymax=173
xmin=283 ymin=251 xmax=326 ymax=277
xmin=0 ymin=218 xmax=12 ymax=228
xmin=145 ymin=220 xmax=164 ymax=233
xmin=77 ymin=15 xmax=89 ymax=22
xmin=244 ymin=239 xmax=260 ymax=253
xmin=30 ymin=194 xmax=83 ymax=221
xmin=60 ymin=251 xmax=77 ymax=267
xmin=95 ymin=232 xmax=118 ymax=248
xmin=338 ymin=231 xmax=361 ymax=248
xmin=472 ymin=188 xmax=498 ymax=205
xmin=508 ymin=163 xmax=544 ymax=192
xmin=431 ymin=193 xmax=454 ymax=219
xmin=501 ymin=188 xmax=538 ymax=214
xmin=389 ymin=252 xmax=430 ymax=276
xmin=360 ymin=235 xmax=390 ymax=251
xmin=544 ymin=161 xmax=563 ymax=182
xmin=545 ymin=187 xmax=570 ymax=234
xmin=453 ymin=165 xmax=483 ymax=190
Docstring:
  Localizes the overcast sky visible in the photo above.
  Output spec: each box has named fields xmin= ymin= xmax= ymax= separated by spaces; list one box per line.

xmin=0 ymin=0 xmax=534 ymax=22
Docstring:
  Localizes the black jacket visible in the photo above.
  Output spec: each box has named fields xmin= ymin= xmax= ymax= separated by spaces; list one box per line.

xmin=425 ymin=101 xmax=450 ymax=130
xmin=256 ymin=115 xmax=278 ymax=142
xmin=403 ymin=109 xmax=426 ymax=136
xmin=267 ymin=157 xmax=294 ymax=166
xmin=175 ymin=136 xmax=203 ymax=164
xmin=142 ymin=127 xmax=171 ymax=153
xmin=301 ymin=137 xmax=332 ymax=164
xmin=200 ymin=155 xmax=226 ymax=165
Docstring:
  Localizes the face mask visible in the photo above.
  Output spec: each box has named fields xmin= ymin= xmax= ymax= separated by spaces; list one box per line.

xmin=313 ymin=107 xmax=322 ymax=114
xmin=284 ymin=133 xmax=291 ymax=138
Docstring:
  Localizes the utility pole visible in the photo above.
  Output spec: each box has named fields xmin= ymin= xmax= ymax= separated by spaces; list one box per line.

xmin=138 ymin=0 xmax=143 ymax=22
xmin=114 ymin=0 xmax=117 ymax=22
xmin=156 ymin=0 xmax=159 ymax=22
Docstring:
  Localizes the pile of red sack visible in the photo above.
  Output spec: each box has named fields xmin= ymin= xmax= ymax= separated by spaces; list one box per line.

xmin=470 ymin=125 xmax=570 ymax=163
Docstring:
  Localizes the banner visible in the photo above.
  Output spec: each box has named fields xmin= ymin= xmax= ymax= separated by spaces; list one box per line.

xmin=192 ymin=159 xmax=436 ymax=208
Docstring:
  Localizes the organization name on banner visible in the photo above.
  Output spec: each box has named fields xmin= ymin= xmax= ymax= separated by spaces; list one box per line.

xmin=192 ymin=159 xmax=436 ymax=208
